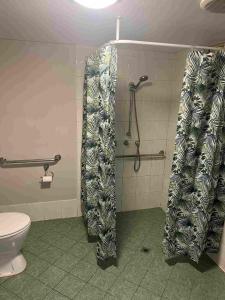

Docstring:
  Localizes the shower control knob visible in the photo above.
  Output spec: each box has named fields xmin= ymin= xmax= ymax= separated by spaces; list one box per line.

xmin=123 ymin=140 xmax=129 ymax=146
xmin=135 ymin=140 xmax=140 ymax=146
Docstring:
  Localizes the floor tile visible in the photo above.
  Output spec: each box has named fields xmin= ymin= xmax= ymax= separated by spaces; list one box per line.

xmin=38 ymin=244 xmax=64 ymax=264
xmin=162 ymin=280 xmax=191 ymax=300
xmin=120 ymin=262 xmax=147 ymax=285
xmin=54 ymin=253 xmax=80 ymax=272
xmin=0 ymin=286 xmax=21 ymax=300
xmin=51 ymin=222 xmax=72 ymax=235
xmin=117 ymin=247 xmax=136 ymax=268
xmin=23 ymin=251 xmax=50 ymax=278
xmin=128 ymin=249 xmax=155 ymax=269
xmin=28 ymin=222 xmax=48 ymax=238
xmin=2 ymin=273 xmax=34 ymax=296
xmin=55 ymin=274 xmax=85 ymax=299
xmin=44 ymin=289 xmax=69 ymax=300
xmin=169 ymin=261 xmax=202 ymax=287
xmin=103 ymin=293 xmax=118 ymax=300
xmin=46 ymin=235 xmax=75 ymax=252
xmin=70 ymin=261 xmax=97 ymax=282
xmin=218 ymin=292 xmax=225 ymax=300
xmin=89 ymin=269 xmax=117 ymax=292
xmin=105 ymin=264 xmax=122 ymax=275
xmin=1 ymin=209 xmax=225 ymax=300
xmin=62 ymin=217 xmax=78 ymax=225
xmin=40 ymin=230 xmax=61 ymax=245
xmin=0 ymin=277 xmax=7 ymax=285
xmin=140 ymin=271 xmax=167 ymax=297
xmin=75 ymin=283 xmax=105 ymax=299
xmin=68 ymin=242 xmax=92 ymax=259
xmin=109 ymin=278 xmax=137 ymax=299
xmin=39 ymin=265 xmax=66 ymax=288
xmin=23 ymin=238 xmax=49 ymax=256
xmin=84 ymin=251 xmax=97 ymax=265
xmin=64 ymin=229 xmax=85 ymax=242
xmin=133 ymin=287 xmax=161 ymax=300
xmin=2 ymin=273 xmax=50 ymax=300
xmin=189 ymin=282 xmax=219 ymax=300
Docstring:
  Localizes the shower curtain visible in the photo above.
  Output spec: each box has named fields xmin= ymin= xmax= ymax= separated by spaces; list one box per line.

xmin=81 ymin=45 xmax=117 ymax=268
xmin=164 ymin=50 xmax=225 ymax=262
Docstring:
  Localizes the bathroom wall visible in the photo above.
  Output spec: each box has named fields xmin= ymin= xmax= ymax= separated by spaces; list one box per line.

xmin=0 ymin=38 xmax=186 ymax=219
xmin=0 ymin=39 xmax=95 ymax=220
xmin=115 ymin=46 xmax=185 ymax=212
xmin=161 ymin=50 xmax=187 ymax=210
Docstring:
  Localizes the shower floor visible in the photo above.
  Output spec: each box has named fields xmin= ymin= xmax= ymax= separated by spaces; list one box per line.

xmin=0 ymin=208 xmax=225 ymax=300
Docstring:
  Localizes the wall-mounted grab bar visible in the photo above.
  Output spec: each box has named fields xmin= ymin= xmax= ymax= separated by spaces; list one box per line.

xmin=116 ymin=151 xmax=166 ymax=160
xmin=0 ymin=154 xmax=61 ymax=168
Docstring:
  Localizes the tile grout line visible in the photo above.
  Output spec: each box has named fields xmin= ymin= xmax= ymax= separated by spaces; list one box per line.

xmin=3 ymin=246 xmax=87 ymax=299
xmin=0 ymin=285 xmax=24 ymax=300
xmin=131 ymin=268 xmax=149 ymax=299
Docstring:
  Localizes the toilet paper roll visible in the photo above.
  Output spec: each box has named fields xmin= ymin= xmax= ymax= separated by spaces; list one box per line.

xmin=42 ymin=175 xmax=53 ymax=183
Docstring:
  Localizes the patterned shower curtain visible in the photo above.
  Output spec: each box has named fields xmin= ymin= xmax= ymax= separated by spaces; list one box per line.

xmin=81 ymin=45 xmax=117 ymax=268
xmin=164 ymin=50 xmax=225 ymax=262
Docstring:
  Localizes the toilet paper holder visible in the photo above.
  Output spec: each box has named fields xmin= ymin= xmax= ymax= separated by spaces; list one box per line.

xmin=40 ymin=164 xmax=54 ymax=187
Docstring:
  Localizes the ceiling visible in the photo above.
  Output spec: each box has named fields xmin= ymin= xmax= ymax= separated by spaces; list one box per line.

xmin=0 ymin=0 xmax=225 ymax=47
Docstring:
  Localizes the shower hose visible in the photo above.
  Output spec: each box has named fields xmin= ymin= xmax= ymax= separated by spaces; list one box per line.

xmin=129 ymin=89 xmax=141 ymax=172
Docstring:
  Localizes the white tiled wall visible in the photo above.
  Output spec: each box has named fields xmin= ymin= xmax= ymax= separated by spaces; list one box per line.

xmin=115 ymin=47 xmax=187 ymax=212
xmin=161 ymin=51 xmax=187 ymax=210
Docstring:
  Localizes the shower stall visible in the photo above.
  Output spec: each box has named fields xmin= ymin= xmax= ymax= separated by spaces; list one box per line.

xmin=81 ymin=24 xmax=225 ymax=268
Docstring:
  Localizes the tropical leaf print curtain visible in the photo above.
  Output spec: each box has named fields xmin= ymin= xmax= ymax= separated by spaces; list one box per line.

xmin=164 ymin=50 xmax=225 ymax=262
xmin=81 ymin=45 xmax=117 ymax=268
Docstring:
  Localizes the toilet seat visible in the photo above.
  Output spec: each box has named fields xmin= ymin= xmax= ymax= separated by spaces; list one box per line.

xmin=0 ymin=212 xmax=31 ymax=239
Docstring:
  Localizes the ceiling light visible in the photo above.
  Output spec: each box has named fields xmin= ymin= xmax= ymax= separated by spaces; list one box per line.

xmin=74 ymin=0 xmax=118 ymax=9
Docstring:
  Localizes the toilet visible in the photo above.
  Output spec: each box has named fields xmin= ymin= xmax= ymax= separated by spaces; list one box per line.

xmin=0 ymin=212 xmax=31 ymax=277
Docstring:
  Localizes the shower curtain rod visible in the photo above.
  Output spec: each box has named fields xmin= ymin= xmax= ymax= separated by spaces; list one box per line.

xmin=106 ymin=17 xmax=223 ymax=51
xmin=109 ymin=39 xmax=221 ymax=51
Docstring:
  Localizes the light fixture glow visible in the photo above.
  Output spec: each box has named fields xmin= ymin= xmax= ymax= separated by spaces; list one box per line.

xmin=74 ymin=0 xmax=118 ymax=9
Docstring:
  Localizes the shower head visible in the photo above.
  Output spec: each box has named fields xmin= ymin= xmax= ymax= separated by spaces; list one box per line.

xmin=139 ymin=75 xmax=148 ymax=82
xmin=134 ymin=75 xmax=149 ymax=89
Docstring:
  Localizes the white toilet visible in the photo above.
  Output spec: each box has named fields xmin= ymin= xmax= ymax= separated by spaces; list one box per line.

xmin=0 ymin=212 xmax=31 ymax=277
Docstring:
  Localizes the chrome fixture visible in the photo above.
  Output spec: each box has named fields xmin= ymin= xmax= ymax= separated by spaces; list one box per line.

xmin=129 ymin=75 xmax=149 ymax=91
xmin=0 ymin=154 xmax=61 ymax=168
xmin=126 ymin=75 xmax=149 ymax=172
xmin=116 ymin=150 xmax=166 ymax=160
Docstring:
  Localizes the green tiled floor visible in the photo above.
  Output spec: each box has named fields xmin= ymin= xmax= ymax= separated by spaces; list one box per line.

xmin=1 ymin=208 xmax=225 ymax=299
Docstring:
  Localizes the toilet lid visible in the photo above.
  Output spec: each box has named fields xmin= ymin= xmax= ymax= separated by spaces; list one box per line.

xmin=0 ymin=212 xmax=31 ymax=237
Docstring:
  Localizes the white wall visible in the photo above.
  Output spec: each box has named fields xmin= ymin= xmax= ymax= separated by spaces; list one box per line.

xmin=161 ymin=50 xmax=187 ymax=210
xmin=0 ymin=39 xmax=96 ymax=220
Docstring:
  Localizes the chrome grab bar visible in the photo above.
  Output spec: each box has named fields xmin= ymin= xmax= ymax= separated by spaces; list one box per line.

xmin=116 ymin=150 xmax=166 ymax=160
xmin=0 ymin=154 xmax=61 ymax=168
